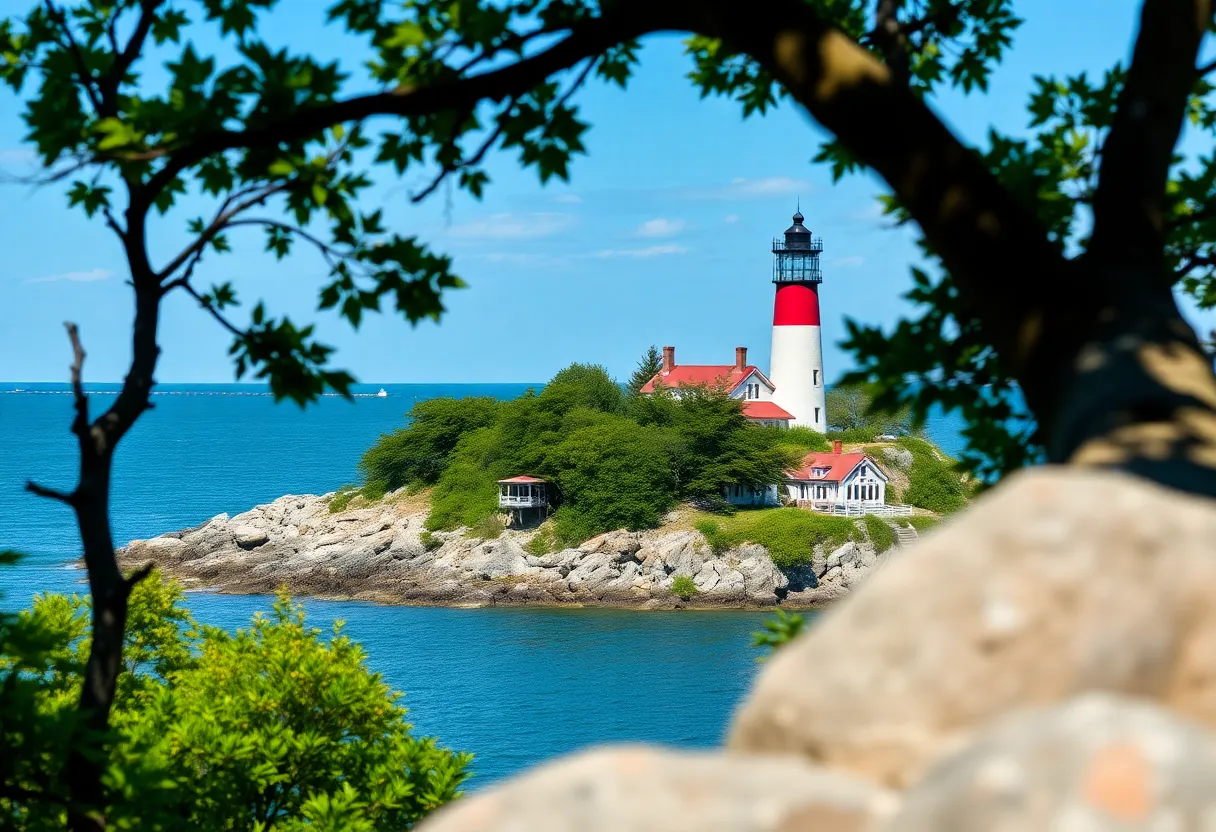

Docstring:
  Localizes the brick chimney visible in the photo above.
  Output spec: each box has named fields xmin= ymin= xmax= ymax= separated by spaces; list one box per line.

xmin=662 ymin=345 xmax=675 ymax=372
xmin=833 ymin=440 xmax=843 ymax=455
xmin=735 ymin=346 xmax=747 ymax=370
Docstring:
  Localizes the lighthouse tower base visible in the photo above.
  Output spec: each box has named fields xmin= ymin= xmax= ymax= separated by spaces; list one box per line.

xmin=770 ymin=324 xmax=826 ymax=431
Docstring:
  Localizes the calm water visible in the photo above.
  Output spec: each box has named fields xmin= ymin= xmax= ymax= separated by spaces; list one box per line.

xmin=0 ymin=382 xmax=965 ymax=784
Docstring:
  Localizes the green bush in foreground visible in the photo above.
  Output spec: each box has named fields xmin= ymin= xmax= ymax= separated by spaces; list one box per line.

xmin=328 ymin=485 xmax=357 ymax=514
xmin=2 ymin=574 xmax=470 ymax=829
xmin=862 ymin=515 xmax=897 ymax=553
xmin=671 ymin=575 xmax=698 ymax=599
xmin=751 ymin=610 xmax=808 ymax=659
xmin=695 ymin=519 xmax=730 ymax=555
xmin=419 ymin=530 xmax=443 ymax=551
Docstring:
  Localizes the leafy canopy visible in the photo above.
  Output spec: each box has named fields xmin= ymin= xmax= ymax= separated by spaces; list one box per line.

xmin=1 ymin=574 xmax=470 ymax=830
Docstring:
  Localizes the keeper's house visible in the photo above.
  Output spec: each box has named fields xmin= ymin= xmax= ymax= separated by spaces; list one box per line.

xmin=784 ymin=441 xmax=889 ymax=511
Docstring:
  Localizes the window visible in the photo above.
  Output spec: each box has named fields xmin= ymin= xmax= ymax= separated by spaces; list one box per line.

xmin=814 ymin=407 xmax=820 ymax=424
xmin=813 ymin=369 xmax=819 ymax=386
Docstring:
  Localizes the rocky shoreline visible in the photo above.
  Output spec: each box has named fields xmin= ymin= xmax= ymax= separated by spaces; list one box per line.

xmin=118 ymin=491 xmax=892 ymax=609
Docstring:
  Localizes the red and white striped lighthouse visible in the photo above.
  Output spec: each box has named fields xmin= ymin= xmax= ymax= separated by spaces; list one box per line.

xmin=769 ymin=209 xmax=827 ymax=431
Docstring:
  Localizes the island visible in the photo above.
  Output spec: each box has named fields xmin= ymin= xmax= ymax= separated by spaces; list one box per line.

xmin=118 ymin=363 xmax=967 ymax=609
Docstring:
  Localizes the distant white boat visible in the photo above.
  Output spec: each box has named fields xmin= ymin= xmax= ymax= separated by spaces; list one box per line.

xmin=375 ymin=388 xmax=388 ymax=398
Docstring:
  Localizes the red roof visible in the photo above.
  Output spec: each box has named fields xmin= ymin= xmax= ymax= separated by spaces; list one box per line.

xmin=639 ymin=364 xmax=774 ymax=395
xmin=497 ymin=475 xmax=546 ymax=484
xmin=742 ymin=401 xmax=794 ymax=421
xmin=786 ymin=451 xmax=869 ymax=483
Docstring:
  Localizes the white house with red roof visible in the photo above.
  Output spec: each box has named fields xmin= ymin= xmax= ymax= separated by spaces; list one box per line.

xmin=639 ymin=346 xmax=795 ymax=428
xmin=784 ymin=441 xmax=890 ymax=511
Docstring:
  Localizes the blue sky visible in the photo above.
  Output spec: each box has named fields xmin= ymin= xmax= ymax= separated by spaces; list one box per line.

xmin=1 ymin=0 xmax=1211 ymax=384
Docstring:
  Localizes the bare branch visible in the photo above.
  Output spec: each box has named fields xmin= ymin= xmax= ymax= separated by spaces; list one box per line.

xmin=25 ymin=480 xmax=76 ymax=504
xmin=123 ymin=561 xmax=155 ymax=590
xmin=61 ymin=322 xmax=91 ymax=444
xmin=1200 ymin=57 xmax=1216 ymax=75
xmin=1089 ymin=0 xmax=1210 ymax=273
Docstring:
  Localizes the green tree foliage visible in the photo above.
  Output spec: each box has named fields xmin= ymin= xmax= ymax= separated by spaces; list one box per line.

xmin=536 ymin=363 xmax=624 ymax=415
xmin=371 ymin=364 xmax=799 ymax=542
xmin=546 ymin=414 xmax=677 ymax=545
xmin=826 ymin=383 xmax=916 ymax=440
xmin=626 ymin=345 xmax=664 ymax=395
xmin=2 ymin=575 xmax=470 ymax=830
xmin=360 ymin=396 xmax=502 ymax=492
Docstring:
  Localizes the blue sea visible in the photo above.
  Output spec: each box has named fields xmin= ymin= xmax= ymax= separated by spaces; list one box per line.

xmin=0 ymin=382 xmax=966 ymax=785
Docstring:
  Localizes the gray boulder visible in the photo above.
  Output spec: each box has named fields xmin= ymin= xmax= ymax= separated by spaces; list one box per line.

xmin=889 ymin=693 xmax=1216 ymax=831
xmin=729 ymin=467 xmax=1216 ymax=789
xmin=415 ymin=745 xmax=898 ymax=832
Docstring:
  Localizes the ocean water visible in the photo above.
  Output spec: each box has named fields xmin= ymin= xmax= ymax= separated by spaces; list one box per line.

xmin=0 ymin=382 xmax=966 ymax=784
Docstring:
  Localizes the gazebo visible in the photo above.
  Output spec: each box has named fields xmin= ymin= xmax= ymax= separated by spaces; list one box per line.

xmin=497 ymin=476 xmax=550 ymax=525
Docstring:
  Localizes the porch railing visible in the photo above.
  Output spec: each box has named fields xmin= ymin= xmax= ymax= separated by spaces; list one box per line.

xmin=795 ymin=500 xmax=913 ymax=517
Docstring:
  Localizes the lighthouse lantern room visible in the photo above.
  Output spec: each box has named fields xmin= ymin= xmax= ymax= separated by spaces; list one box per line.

xmin=769 ymin=209 xmax=828 ymax=432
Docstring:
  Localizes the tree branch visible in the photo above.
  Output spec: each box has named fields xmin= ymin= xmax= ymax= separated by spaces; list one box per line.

xmin=135 ymin=10 xmax=653 ymax=212
xmin=24 ymin=481 xmax=76 ymax=505
xmin=64 ymin=322 xmax=90 ymax=443
xmin=101 ymin=0 xmax=163 ymax=112
xmin=1089 ymin=0 xmax=1210 ymax=273
xmin=872 ymin=0 xmax=910 ymax=85
xmin=175 ymin=280 xmax=246 ymax=339
xmin=156 ymin=182 xmax=288 ymax=280
xmin=43 ymin=1 xmax=102 ymax=112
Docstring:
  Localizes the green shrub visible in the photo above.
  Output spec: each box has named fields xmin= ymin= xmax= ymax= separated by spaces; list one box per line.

xmin=2 ymin=575 xmax=470 ymax=829
xmin=328 ymin=485 xmax=357 ymax=514
xmin=751 ymin=610 xmax=808 ymax=658
xmin=906 ymin=515 xmax=943 ymax=533
xmin=359 ymin=479 xmax=388 ymax=502
xmin=898 ymin=437 xmax=971 ymax=515
xmin=705 ymin=508 xmax=860 ymax=569
xmin=525 ymin=526 xmax=557 ymax=555
xmin=467 ymin=514 xmax=505 ymax=540
xmin=671 ymin=575 xmax=698 ymax=599
xmin=695 ymin=519 xmax=729 ymax=555
xmin=359 ymin=396 xmax=501 ymax=492
xmin=862 ymin=514 xmax=896 ymax=553
xmin=418 ymin=530 xmax=442 ymax=551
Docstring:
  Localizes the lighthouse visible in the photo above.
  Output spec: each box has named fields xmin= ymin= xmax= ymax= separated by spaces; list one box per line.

xmin=769 ymin=209 xmax=827 ymax=431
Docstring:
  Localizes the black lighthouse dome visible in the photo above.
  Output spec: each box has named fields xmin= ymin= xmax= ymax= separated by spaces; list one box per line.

xmin=783 ymin=210 xmax=812 ymax=250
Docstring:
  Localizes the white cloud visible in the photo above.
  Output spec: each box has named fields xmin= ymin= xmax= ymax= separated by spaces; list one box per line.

xmin=445 ymin=212 xmax=574 ymax=240
xmin=724 ymin=214 xmax=740 ymax=224
xmin=553 ymin=194 xmax=582 ymax=204
xmin=26 ymin=268 xmax=113 ymax=284
xmin=831 ymin=256 xmax=866 ymax=269
xmin=635 ymin=218 xmax=686 ymax=238
xmin=594 ymin=244 xmax=688 ymax=259
xmin=682 ymin=177 xmax=811 ymax=201
xmin=482 ymin=252 xmax=570 ymax=267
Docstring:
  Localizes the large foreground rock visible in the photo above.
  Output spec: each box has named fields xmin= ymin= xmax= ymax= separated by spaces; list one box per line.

xmin=889 ymin=693 xmax=1216 ymax=830
xmin=416 ymin=745 xmax=899 ymax=832
xmin=729 ymin=467 xmax=1216 ymax=788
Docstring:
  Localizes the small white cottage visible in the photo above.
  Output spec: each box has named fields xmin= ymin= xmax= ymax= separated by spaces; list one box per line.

xmin=784 ymin=441 xmax=889 ymax=511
